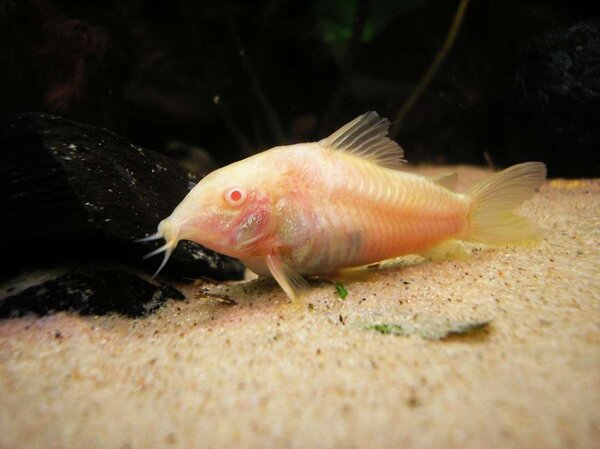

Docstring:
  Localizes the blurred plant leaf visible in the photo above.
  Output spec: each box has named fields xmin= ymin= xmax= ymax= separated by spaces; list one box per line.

xmin=334 ymin=281 xmax=348 ymax=299
xmin=316 ymin=0 xmax=426 ymax=45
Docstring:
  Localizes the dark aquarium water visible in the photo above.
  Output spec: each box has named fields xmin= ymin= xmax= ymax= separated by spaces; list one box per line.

xmin=1 ymin=0 xmax=599 ymax=176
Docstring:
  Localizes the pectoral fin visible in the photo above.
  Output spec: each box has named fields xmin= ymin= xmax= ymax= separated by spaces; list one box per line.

xmin=265 ymin=253 xmax=309 ymax=300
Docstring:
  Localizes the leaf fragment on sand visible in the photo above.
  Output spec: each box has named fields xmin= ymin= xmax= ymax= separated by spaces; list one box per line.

xmin=334 ymin=282 xmax=348 ymax=299
xmin=364 ymin=319 xmax=491 ymax=340
xmin=367 ymin=323 xmax=405 ymax=335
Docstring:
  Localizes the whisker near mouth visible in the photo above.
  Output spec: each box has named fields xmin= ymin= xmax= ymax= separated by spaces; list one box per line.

xmin=142 ymin=242 xmax=171 ymax=260
xmin=141 ymin=242 xmax=176 ymax=278
xmin=137 ymin=219 xmax=179 ymax=278
xmin=134 ymin=231 xmax=164 ymax=243
xmin=152 ymin=247 xmax=174 ymax=278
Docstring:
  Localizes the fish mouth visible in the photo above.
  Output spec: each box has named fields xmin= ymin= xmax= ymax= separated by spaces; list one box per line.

xmin=136 ymin=219 xmax=179 ymax=277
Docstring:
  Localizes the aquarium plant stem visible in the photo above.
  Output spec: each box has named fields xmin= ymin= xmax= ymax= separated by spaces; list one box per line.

xmin=391 ymin=0 xmax=471 ymax=138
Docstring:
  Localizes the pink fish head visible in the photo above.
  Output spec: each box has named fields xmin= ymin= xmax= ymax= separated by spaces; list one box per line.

xmin=141 ymin=156 xmax=278 ymax=276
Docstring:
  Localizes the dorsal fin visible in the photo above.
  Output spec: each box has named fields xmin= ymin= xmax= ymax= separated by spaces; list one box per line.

xmin=319 ymin=112 xmax=406 ymax=169
xmin=430 ymin=172 xmax=458 ymax=191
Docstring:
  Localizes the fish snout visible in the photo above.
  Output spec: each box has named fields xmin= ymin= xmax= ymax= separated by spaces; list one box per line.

xmin=158 ymin=218 xmax=179 ymax=245
xmin=138 ymin=218 xmax=181 ymax=277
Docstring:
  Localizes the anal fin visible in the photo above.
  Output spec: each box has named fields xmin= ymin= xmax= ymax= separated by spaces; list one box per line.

xmin=420 ymin=240 xmax=470 ymax=262
xmin=328 ymin=266 xmax=376 ymax=282
xmin=265 ymin=253 xmax=309 ymax=301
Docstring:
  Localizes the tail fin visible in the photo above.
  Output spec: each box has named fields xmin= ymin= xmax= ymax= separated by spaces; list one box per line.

xmin=463 ymin=162 xmax=547 ymax=244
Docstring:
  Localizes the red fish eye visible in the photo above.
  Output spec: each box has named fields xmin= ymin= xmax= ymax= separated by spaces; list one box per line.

xmin=225 ymin=187 xmax=247 ymax=206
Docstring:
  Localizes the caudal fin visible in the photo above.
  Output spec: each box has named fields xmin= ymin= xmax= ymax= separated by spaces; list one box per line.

xmin=463 ymin=162 xmax=546 ymax=245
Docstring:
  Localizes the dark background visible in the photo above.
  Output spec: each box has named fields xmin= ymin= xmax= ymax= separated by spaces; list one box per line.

xmin=1 ymin=0 xmax=599 ymax=177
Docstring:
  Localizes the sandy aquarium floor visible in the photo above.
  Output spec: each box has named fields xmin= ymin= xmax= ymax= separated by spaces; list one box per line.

xmin=1 ymin=166 xmax=599 ymax=449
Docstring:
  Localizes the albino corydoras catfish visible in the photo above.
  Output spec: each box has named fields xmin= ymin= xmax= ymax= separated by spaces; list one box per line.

xmin=141 ymin=112 xmax=546 ymax=299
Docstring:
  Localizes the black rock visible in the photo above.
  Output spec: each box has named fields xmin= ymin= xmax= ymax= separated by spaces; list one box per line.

xmin=0 ymin=268 xmax=185 ymax=318
xmin=0 ymin=113 xmax=244 ymax=280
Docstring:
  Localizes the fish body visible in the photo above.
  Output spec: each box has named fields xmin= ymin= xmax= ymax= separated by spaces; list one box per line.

xmin=142 ymin=112 xmax=546 ymax=299
xmin=235 ymin=143 xmax=469 ymax=277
